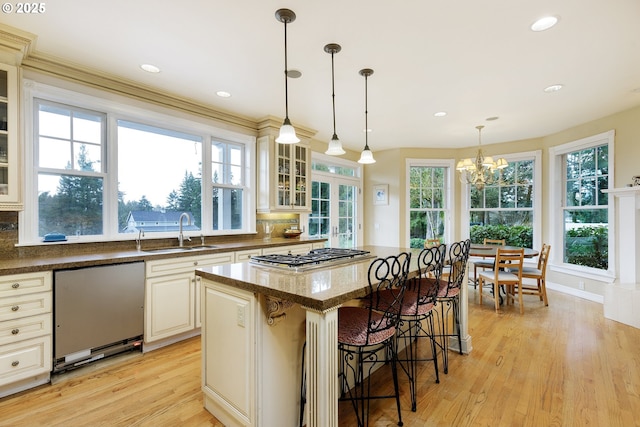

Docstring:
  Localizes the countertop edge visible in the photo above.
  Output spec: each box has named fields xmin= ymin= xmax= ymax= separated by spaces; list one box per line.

xmin=0 ymin=238 xmax=326 ymax=276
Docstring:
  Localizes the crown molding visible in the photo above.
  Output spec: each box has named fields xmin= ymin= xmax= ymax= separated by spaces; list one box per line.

xmin=21 ymin=52 xmax=259 ymax=134
xmin=0 ymin=23 xmax=36 ymax=65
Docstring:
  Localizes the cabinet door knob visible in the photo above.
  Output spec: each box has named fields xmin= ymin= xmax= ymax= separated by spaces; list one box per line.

xmin=193 ymin=261 xmax=199 ymax=266
xmin=11 ymin=329 xmax=19 ymax=335
xmin=11 ymin=305 xmax=19 ymax=312
xmin=11 ymin=361 xmax=19 ymax=367
xmin=11 ymin=283 xmax=20 ymax=289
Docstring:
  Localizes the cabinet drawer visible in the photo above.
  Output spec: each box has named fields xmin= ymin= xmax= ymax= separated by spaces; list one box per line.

xmin=0 ymin=335 xmax=52 ymax=386
xmin=0 ymin=313 xmax=51 ymax=346
xmin=0 ymin=272 xmax=52 ymax=298
xmin=146 ymin=253 xmax=234 ymax=277
xmin=0 ymin=292 xmax=52 ymax=322
xmin=262 ymin=244 xmax=312 ymax=256
xmin=235 ymin=249 xmax=262 ymax=262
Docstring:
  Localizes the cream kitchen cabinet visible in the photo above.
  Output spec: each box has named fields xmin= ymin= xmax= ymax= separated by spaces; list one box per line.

xmin=235 ymin=248 xmax=262 ymax=262
xmin=0 ymin=63 xmax=21 ymax=211
xmin=257 ymin=133 xmax=311 ymax=213
xmin=0 ymin=271 xmax=52 ymax=398
xmin=144 ymin=252 xmax=234 ymax=347
xmin=261 ymin=242 xmax=324 ymax=256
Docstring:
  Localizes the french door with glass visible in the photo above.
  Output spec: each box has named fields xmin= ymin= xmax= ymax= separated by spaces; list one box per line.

xmin=307 ymin=177 xmax=359 ymax=248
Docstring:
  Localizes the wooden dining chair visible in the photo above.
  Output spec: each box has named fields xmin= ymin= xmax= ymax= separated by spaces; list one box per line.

xmin=520 ymin=243 xmax=550 ymax=306
xmin=472 ymin=238 xmax=505 ymax=288
xmin=477 ymin=247 xmax=525 ymax=314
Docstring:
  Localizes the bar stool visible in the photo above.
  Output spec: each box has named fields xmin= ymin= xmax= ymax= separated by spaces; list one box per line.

xmin=338 ymin=252 xmax=411 ymax=427
xmin=436 ymin=239 xmax=470 ymax=374
xmin=392 ymin=244 xmax=444 ymax=411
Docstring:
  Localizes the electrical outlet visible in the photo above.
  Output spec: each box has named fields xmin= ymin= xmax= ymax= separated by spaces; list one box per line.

xmin=578 ymin=280 xmax=585 ymax=290
xmin=237 ymin=305 xmax=245 ymax=327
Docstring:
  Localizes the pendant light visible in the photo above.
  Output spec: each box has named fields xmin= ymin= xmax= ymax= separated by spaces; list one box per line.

xmin=275 ymin=8 xmax=300 ymax=144
xmin=358 ymin=68 xmax=376 ymax=164
xmin=324 ymin=43 xmax=345 ymax=155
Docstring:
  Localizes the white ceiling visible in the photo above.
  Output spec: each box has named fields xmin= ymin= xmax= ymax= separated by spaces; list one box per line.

xmin=2 ymin=0 xmax=640 ymax=152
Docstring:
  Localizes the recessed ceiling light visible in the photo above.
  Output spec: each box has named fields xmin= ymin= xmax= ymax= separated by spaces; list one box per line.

xmin=140 ymin=64 xmax=160 ymax=73
xmin=434 ymin=111 xmax=447 ymax=117
xmin=544 ymin=84 xmax=564 ymax=93
xmin=216 ymin=91 xmax=231 ymax=98
xmin=486 ymin=116 xmax=499 ymax=121
xmin=287 ymin=69 xmax=302 ymax=79
xmin=531 ymin=16 xmax=559 ymax=32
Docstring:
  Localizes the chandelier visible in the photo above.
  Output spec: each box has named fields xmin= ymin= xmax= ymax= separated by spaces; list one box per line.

xmin=456 ymin=125 xmax=508 ymax=190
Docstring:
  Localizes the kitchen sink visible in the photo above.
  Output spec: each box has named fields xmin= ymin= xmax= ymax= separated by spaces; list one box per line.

xmin=143 ymin=245 xmax=218 ymax=253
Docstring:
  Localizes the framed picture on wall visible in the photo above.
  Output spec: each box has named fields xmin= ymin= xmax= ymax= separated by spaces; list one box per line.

xmin=373 ymin=184 xmax=388 ymax=205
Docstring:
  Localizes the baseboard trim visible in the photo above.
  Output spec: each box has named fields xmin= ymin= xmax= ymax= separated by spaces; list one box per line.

xmin=546 ymin=281 xmax=604 ymax=304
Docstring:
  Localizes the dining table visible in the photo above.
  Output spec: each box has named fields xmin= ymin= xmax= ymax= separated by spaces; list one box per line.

xmin=469 ymin=244 xmax=539 ymax=259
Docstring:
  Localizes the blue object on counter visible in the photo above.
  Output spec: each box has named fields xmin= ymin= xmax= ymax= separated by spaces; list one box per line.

xmin=43 ymin=233 xmax=67 ymax=242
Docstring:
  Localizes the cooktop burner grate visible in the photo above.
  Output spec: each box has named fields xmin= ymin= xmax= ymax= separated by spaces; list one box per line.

xmin=250 ymin=248 xmax=372 ymax=270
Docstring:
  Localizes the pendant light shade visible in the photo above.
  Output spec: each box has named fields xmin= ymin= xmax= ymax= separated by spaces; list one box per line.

xmin=324 ymin=43 xmax=345 ymax=155
xmin=358 ymin=68 xmax=376 ymax=164
xmin=275 ymin=9 xmax=300 ymax=144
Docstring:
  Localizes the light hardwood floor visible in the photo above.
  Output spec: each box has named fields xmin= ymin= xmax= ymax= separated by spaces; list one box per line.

xmin=1 ymin=288 xmax=639 ymax=427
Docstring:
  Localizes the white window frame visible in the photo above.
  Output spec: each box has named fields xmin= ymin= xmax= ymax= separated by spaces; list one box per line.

xmin=548 ymin=130 xmax=615 ymax=282
xmin=405 ymin=158 xmax=455 ymax=247
xmin=460 ymin=150 xmax=542 ymax=249
xmin=461 ymin=150 xmax=542 ymax=250
xmin=19 ymin=79 xmax=255 ymax=245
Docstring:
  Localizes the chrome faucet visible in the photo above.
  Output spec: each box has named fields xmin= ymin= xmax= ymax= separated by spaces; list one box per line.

xmin=136 ymin=229 xmax=145 ymax=251
xmin=178 ymin=212 xmax=191 ymax=247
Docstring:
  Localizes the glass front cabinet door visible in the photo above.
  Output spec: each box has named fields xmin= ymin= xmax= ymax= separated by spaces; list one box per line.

xmin=0 ymin=63 xmax=20 ymax=211
xmin=257 ymin=134 xmax=311 ymax=213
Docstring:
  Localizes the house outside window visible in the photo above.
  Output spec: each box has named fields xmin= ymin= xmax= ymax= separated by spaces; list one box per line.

xmin=407 ymin=159 xmax=454 ymax=248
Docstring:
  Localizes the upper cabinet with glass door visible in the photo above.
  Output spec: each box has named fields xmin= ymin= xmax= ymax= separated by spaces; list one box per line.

xmin=0 ymin=63 xmax=21 ymax=211
xmin=257 ymin=126 xmax=312 ymax=213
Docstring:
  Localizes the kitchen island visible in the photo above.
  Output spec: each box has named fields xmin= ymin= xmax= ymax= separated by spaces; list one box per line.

xmin=196 ymin=245 xmax=472 ymax=427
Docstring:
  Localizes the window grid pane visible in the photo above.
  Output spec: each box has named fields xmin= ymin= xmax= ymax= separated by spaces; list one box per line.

xmin=562 ymin=143 xmax=609 ymax=269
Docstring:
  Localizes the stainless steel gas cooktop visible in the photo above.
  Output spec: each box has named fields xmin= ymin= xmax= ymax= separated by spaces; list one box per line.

xmin=250 ymin=248 xmax=373 ymax=271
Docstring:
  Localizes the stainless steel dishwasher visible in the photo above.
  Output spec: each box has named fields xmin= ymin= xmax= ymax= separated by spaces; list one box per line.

xmin=53 ymin=262 xmax=144 ymax=372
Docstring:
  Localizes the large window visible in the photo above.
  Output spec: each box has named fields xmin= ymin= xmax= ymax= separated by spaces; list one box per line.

xmin=563 ymin=144 xmax=609 ymax=269
xmin=118 ymin=120 xmax=203 ymax=233
xmin=469 ymin=158 xmax=535 ymax=248
xmin=407 ymin=160 xmax=454 ymax=248
xmin=550 ymin=130 xmax=614 ymax=276
xmin=36 ymin=101 xmax=106 ymax=237
xmin=23 ymin=83 xmax=255 ymax=244
xmin=211 ymin=140 xmax=245 ymax=230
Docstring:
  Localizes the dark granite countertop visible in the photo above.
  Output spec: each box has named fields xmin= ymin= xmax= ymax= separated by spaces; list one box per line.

xmin=0 ymin=238 xmax=325 ymax=276
xmin=196 ymin=246 xmax=421 ymax=311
